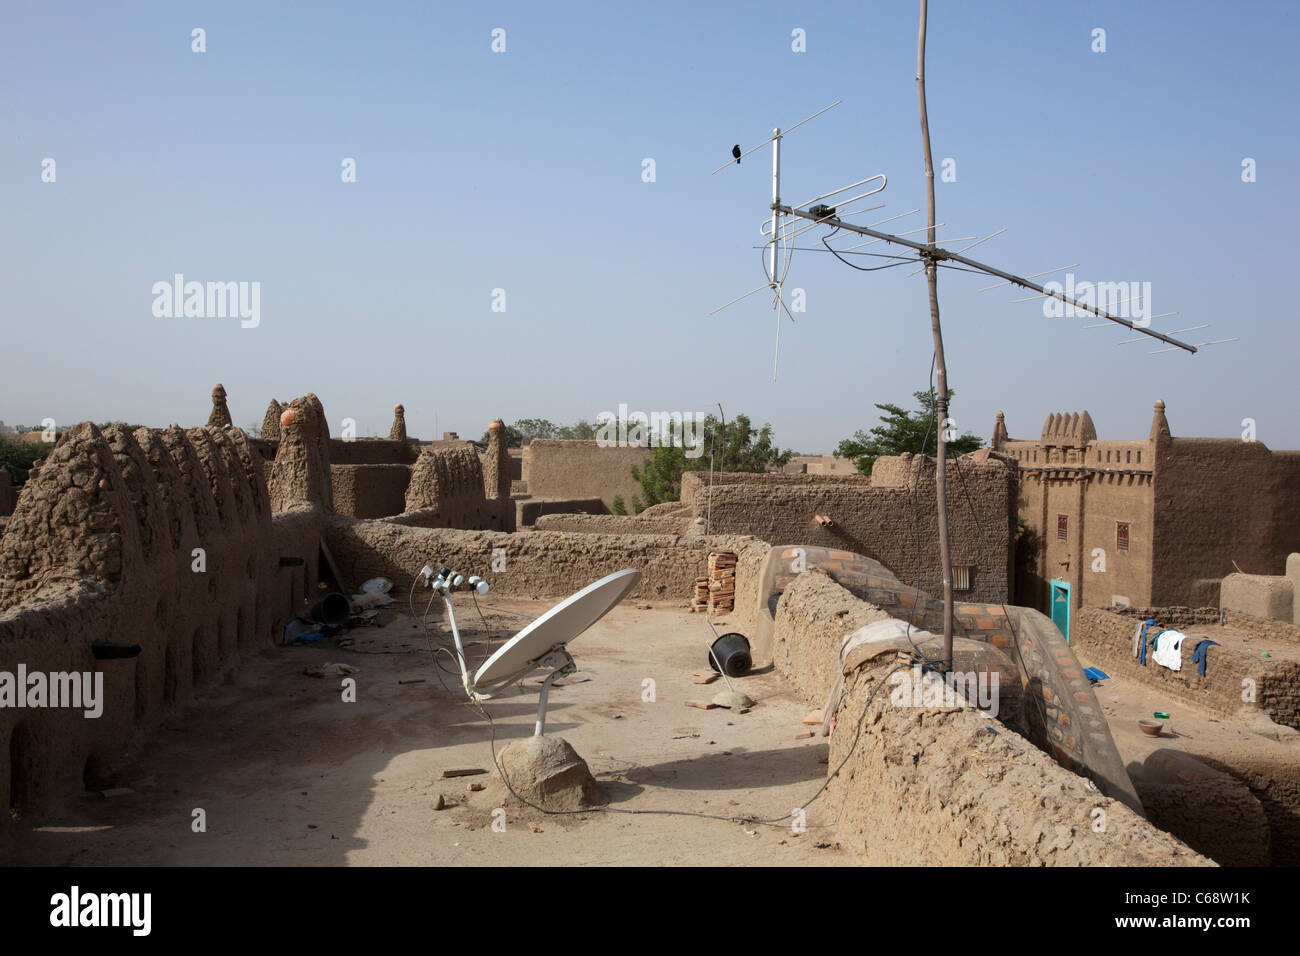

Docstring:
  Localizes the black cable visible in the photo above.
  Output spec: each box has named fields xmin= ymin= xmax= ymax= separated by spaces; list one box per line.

xmin=822 ymin=233 xmax=923 ymax=272
xmin=470 ymin=589 xmax=496 ymax=657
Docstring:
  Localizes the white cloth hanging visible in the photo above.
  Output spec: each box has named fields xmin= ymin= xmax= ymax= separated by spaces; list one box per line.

xmin=1152 ymin=630 xmax=1186 ymax=671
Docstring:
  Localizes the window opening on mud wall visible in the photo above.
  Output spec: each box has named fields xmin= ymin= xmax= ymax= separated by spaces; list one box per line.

xmin=1057 ymin=514 xmax=1068 ymax=541
xmin=1116 ymin=521 xmax=1129 ymax=551
xmin=953 ymin=565 xmax=972 ymax=591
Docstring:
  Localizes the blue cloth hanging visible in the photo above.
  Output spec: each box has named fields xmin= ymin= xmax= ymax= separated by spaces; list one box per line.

xmin=1139 ymin=619 xmax=1157 ymax=666
xmin=1192 ymin=639 xmax=1220 ymax=677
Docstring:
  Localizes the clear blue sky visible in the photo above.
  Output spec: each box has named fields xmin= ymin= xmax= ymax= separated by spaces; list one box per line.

xmin=2 ymin=1 xmax=1297 ymax=451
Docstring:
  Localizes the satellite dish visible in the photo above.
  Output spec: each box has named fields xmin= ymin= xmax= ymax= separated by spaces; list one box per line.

xmin=473 ymin=568 xmax=640 ymax=689
xmin=425 ymin=564 xmax=641 ymax=736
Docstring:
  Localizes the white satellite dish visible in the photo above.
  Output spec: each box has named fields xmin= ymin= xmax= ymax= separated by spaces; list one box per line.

xmin=425 ymin=565 xmax=640 ymax=735
xmin=474 ymin=568 xmax=640 ymax=687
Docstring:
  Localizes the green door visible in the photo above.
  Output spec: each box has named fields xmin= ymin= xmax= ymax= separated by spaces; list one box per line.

xmin=1050 ymin=579 xmax=1071 ymax=641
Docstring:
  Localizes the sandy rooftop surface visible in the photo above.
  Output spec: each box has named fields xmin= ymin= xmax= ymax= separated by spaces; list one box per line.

xmin=5 ymin=598 xmax=848 ymax=866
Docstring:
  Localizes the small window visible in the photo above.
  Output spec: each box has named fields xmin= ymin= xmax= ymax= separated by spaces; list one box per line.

xmin=1136 ymin=451 xmax=1142 ymax=463
xmin=954 ymin=566 xmax=972 ymax=591
xmin=1117 ymin=522 xmax=1129 ymax=551
xmin=1126 ymin=450 xmax=1132 ymax=464
xmin=1057 ymin=514 xmax=1068 ymax=541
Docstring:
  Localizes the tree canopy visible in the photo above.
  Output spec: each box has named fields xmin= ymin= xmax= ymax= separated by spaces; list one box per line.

xmin=480 ymin=418 xmax=598 ymax=447
xmin=835 ymin=390 xmax=984 ymax=476
xmin=623 ymin=413 xmax=792 ymax=513
xmin=0 ymin=434 xmax=55 ymax=486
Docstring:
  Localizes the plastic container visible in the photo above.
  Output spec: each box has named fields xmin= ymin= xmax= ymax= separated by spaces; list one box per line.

xmin=708 ymin=632 xmax=752 ymax=677
xmin=308 ymin=592 xmax=350 ymax=628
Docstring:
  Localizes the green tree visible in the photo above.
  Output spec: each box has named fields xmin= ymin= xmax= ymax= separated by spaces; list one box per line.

xmin=481 ymin=418 xmax=600 ymax=446
xmin=0 ymin=435 xmax=55 ymax=486
xmin=555 ymin=420 xmax=598 ymax=440
xmin=629 ymin=413 xmax=792 ymax=511
xmin=481 ymin=423 xmax=525 ymax=447
xmin=511 ymin=418 xmax=559 ymax=443
xmin=836 ymin=390 xmax=984 ymax=475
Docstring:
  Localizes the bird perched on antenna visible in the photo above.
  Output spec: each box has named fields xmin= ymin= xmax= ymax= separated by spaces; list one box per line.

xmin=731 ymin=144 xmax=741 ymax=164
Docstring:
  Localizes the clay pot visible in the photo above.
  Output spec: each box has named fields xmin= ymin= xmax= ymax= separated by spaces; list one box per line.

xmin=1138 ymin=719 xmax=1163 ymax=737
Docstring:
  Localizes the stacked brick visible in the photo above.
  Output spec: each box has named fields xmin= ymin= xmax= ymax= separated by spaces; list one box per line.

xmin=692 ymin=576 xmax=710 ymax=612
xmin=707 ymin=550 xmax=736 ymax=616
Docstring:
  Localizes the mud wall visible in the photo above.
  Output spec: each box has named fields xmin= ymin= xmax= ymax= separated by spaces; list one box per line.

xmin=482 ymin=420 xmax=511 ymax=501
xmin=770 ymin=570 xmax=895 ymax=707
xmin=0 ymin=412 xmax=329 ymax=825
xmin=327 ymin=438 xmax=418 ymax=465
xmin=691 ymin=454 xmax=1016 ymax=604
xmin=1128 ymin=749 xmax=1270 ymax=866
xmin=534 ymin=514 xmax=687 ymax=536
xmin=517 ymin=498 xmax=609 ymax=529
xmin=1221 ymin=571 xmax=1295 ymax=623
xmin=1195 ymin=747 xmax=1300 ymax=866
xmin=325 ymin=516 xmax=767 ymax=628
xmin=0 ymin=470 xmax=14 ymax=516
xmin=1073 ymin=606 xmax=1300 ymax=728
xmin=331 ymin=464 xmax=411 ymax=519
xmin=1152 ymin=439 xmax=1300 ymax=607
xmin=823 ymin=656 xmax=1208 ymax=865
xmin=399 ymin=445 xmax=510 ymax=531
xmin=680 ymin=471 xmax=870 ymax=501
xmin=764 ymin=549 xmax=1141 ymax=813
xmin=1112 ymin=604 xmax=1300 ymax=643
xmin=784 ymin=455 xmax=860 ymax=476
xmin=523 ymin=440 xmax=651 ymax=510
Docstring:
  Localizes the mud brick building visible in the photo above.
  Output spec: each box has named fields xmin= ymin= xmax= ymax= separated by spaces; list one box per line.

xmin=996 ymin=401 xmax=1300 ymax=635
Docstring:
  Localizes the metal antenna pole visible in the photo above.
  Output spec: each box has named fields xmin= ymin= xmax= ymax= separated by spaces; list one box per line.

xmin=717 ymin=403 xmax=728 ymax=472
xmin=770 ymin=128 xmax=783 ymax=381
xmin=917 ymin=0 xmax=954 ymax=672
xmin=707 ymin=403 xmax=725 ymax=532
xmin=712 ymin=24 xmax=1217 ymax=674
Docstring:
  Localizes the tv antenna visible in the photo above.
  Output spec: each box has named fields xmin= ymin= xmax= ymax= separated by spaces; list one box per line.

xmin=710 ymin=99 xmax=891 ymax=380
xmin=714 ymin=0 xmax=1235 ymax=671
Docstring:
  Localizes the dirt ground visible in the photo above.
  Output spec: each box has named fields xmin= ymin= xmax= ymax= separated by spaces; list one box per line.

xmin=1074 ymin=648 xmax=1298 ymax=816
xmin=1088 ymin=667 xmax=1255 ymax=760
xmin=4 ymin=598 xmax=848 ymax=866
xmin=1073 ymin=646 xmax=1298 ymax=763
